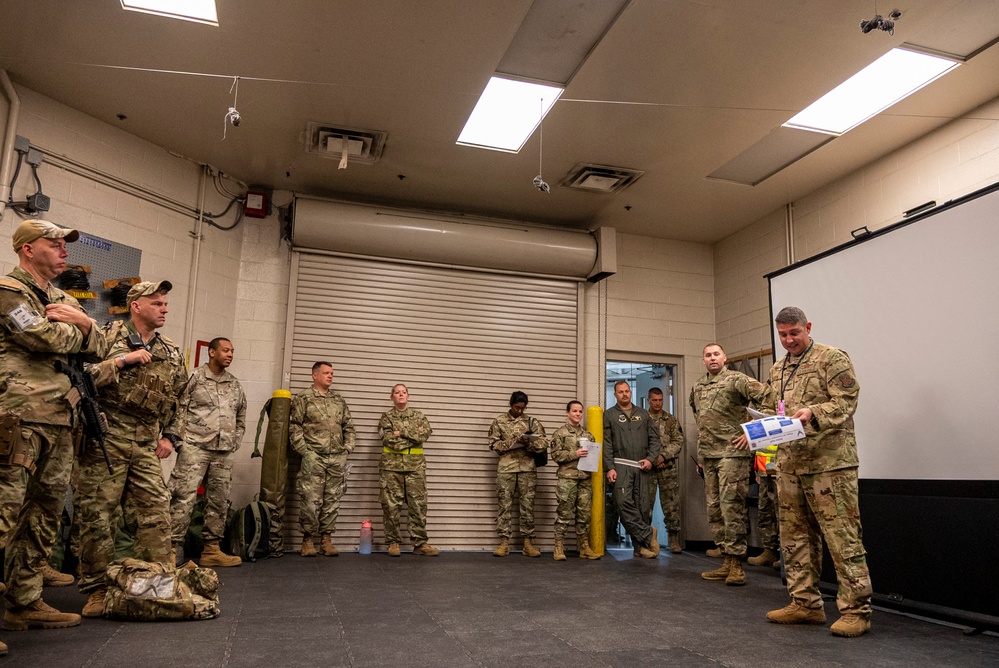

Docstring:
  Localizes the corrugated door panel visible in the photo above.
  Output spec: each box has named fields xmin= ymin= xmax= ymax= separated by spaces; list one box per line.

xmin=285 ymin=253 xmax=578 ymax=552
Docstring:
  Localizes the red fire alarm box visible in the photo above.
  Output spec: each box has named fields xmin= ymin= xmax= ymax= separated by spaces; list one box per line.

xmin=244 ymin=190 xmax=268 ymax=218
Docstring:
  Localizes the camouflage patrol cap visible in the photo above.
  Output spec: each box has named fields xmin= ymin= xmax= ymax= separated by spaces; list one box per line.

xmin=12 ymin=219 xmax=80 ymax=251
xmin=126 ymin=280 xmax=173 ymax=307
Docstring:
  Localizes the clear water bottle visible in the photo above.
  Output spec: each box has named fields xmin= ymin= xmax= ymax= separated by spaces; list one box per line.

xmin=359 ymin=519 xmax=372 ymax=554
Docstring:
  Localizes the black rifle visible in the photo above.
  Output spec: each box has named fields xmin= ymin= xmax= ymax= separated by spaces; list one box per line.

xmin=56 ymin=356 xmax=113 ymax=474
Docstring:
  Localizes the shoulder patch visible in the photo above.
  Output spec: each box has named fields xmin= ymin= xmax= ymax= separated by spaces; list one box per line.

xmin=0 ymin=277 xmax=26 ymax=292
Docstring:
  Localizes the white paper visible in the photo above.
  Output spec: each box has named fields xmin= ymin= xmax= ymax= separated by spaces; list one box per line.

xmin=747 ymin=406 xmax=771 ymax=420
xmin=740 ymin=416 xmax=805 ymax=451
xmin=577 ymin=438 xmax=602 ymax=472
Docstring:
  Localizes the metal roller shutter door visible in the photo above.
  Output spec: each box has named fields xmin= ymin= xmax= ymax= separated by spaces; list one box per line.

xmin=284 ymin=252 xmax=579 ymax=551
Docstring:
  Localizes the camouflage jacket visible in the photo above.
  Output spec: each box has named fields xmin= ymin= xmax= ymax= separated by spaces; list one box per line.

xmin=602 ymin=404 xmax=661 ymax=472
xmin=0 ymin=267 xmax=106 ymax=426
xmin=549 ymin=422 xmax=594 ymax=480
xmin=762 ymin=340 xmax=860 ymax=475
xmin=488 ymin=412 xmax=547 ymax=473
xmin=649 ymin=410 xmax=685 ymax=461
xmin=289 ymin=387 xmax=356 ymax=456
xmin=178 ymin=364 xmax=246 ymax=452
xmin=689 ymin=368 xmax=769 ymax=460
xmin=378 ymin=407 xmax=431 ymax=472
xmin=91 ymin=319 xmax=188 ymax=444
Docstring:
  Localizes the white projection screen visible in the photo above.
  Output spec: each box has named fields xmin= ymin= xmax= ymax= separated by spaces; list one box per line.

xmin=768 ymin=184 xmax=999 ymax=482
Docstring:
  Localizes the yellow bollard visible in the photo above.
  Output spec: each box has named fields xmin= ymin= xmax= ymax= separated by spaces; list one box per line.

xmin=587 ymin=405 xmax=605 ymax=557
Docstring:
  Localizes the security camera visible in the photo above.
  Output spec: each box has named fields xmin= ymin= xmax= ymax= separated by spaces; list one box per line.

xmin=227 ymin=107 xmax=241 ymax=127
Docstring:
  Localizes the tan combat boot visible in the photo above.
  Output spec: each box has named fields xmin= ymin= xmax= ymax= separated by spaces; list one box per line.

xmin=0 ymin=639 xmax=6 ymax=656
xmin=493 ymin=537 xmax=510 ymax=557
xmin=413 ymin=543 xmax=440 ymax=556
xmin=300 ymin=535 xmax=317 ymax=557
xmin=706 ymin=546 xmax=723 ymax=558
xmin=41 ymin=564 xmax=75 ymax=587
xmin=726 ymin=556 xmax=746 ymax=586
xmin=320 ymin=534 xmax=339 ymax=556
xmin=3 ymin=598 xmax=82 ymax=630
xmin=766 ymin=601 xmax=827 ymax=625
xmin=199 ymin=541 xmax=242 ymax=567
xmin=648 ymin=526 xmax=661 ymax=557
xmin=579 ymin=536 xmax=601 ymax=560
xmin=831 ymin=614 xmax=871 ymax=637
xmin=668 ymin=531 xmax=683 ymax=554
xmin=553 ymin=539 xmax=566 ymax=561
xmin=701 ymin=555 xmax=733 ymax=581
xmin=80 ymin=589 xmax=107 ymax=619
xmin=522 ymin=536 xmax=541 ymax=558
xmin=387 ymin=542 xmax=401 ymax=557
xmin=748 ymin=548 xmax=779 ymax=567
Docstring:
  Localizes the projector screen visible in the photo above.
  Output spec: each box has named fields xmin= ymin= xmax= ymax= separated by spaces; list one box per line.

xmin=768 ymin=183 xmax=999 ymax=481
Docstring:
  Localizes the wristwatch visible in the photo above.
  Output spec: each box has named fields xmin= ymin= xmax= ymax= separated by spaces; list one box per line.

xmin=117 ymin=354 xmax=128 ymax=368
xmin=164 ymin=433 xmax=180 ymax=447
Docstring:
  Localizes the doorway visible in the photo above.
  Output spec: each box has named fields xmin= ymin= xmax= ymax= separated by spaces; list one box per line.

xmin=604 ymin=358 xmax=679 ymax=551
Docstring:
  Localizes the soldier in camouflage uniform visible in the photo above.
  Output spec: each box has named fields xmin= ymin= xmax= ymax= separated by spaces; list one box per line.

xmin=488 ymin=391 xmax=547 ymax=557
xmin=757 ymin=307 xmax=872 ymax=638
xmin=603 ymin=381 xmax=662 ymax=559
xmin=289 ymin=361 xmax=355 ymax=557
xmin=690 ymin=343 xmax=769 ymax=586
xmin=0 ymin=220 xmax=106 ymax=642
xmin=378 ymin=384 xmax=438 ymax=557
xmin=549 ymin=400 xmax=599 ymax=561
xmin=77 ymin=280 xmax=188 ymax=618
xmin=645 ymin=387 xmax=685 ymax=554
xmin=168 ymin=337 xmax=246 ymax=568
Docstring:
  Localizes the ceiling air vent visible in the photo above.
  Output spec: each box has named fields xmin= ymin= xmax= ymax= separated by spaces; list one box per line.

xmin=559 ymin=163 xmax=644 ymax=194
xmin=305 ymin=122 xmax=388 ymax=165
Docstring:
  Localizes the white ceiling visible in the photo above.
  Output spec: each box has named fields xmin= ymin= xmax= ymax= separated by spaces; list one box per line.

xmin=2 ymin=0 xmax=998 ymax=242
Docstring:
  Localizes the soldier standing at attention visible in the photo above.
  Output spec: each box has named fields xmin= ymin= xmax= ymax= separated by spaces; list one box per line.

xmin=488 ymin=391 xmax=547 ymax=558
xmin=645 ymin=387 xmax=686 ymax=554
xmin=378 ymin=384 xmax=439 ymax=557
xmin=549 ymin=400 xmax=599 ymax=561
xmin=603 ymin=380 xmax=661 ymax=559
xmin=753 ymin=307 xmax=872 ymax=637
xmin=690 ymin=343 xmax=768 ymax=586
xmin=77 ymin=280 xmax=188 ymax=617
xmin=0 ymin=221 xmax=106 ymax=648
xmin=168 ymin=337 xmax=246 ymax=567
xmin=289 ymin=361 xmax=355 ymax=557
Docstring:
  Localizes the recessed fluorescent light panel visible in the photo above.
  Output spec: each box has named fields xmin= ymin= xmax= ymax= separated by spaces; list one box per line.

xmin=783 ymin=47 xmax=959 ymax=135
xmin=457 ymin=77 xmax=563 ymax=153
xmin=121 ymin=0 xmax=218 ymax=26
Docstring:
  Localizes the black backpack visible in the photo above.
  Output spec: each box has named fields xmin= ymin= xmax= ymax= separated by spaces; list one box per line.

xmin=224 ymin=500 xmax=271 ymax=562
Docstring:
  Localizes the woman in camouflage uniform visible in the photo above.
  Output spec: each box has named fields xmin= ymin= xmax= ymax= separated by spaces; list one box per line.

xmin=378 ymin=385 xmax=439 ymax=556
xmin=549 ymin=401 xmax=600 ymax=560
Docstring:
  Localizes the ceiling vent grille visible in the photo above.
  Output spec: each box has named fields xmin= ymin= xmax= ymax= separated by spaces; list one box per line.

xmin=559 ymin=163 xmax=644 ymax=194
xmin=305 ymin=122 xmax=388 ymax=164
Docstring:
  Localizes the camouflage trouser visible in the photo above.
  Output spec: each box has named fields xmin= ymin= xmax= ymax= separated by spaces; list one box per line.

xmin=168 ymin=446 xmax=234 ymax=543
xmin=76 ymin=433 xmax=172 ymax=595
xmin=645 ymin=458 xmax=681 ymax=533
xmin=757 ymin=473 xmax=779 ymax=551
xmin=612 ymin=466 xmax=652 ymax=548
xmin=379 ymin=467 xmax=428 ymax=546
xmin=0 ymin=422 xmax=74 ymax=607
xmin=778 ymin=468 xmax=872 ymax=618
xmin=554 ymin=476 xmax=591 ymax=541
xmin=297 ymin=450 xmax=347 ymax=536
xmin=496 ymin=470 xmax=536 ymax=538
xmin=703 ymin=457 xmax=750 ymax=557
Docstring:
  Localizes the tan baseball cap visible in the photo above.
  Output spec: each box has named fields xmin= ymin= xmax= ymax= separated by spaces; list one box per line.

xmin=12 ymin=219 xmax=80 ymax=251
xmin=126 ymin=280 xmax=173 ymax=307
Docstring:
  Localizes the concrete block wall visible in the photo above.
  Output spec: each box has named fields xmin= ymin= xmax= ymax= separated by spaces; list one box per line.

xmin=714 ymin=94 xmax=999 ymax=359
xmin=581 ymin=230 xmax=715 ymax=540
xmin=0 ymin=83 xmax=275 ymax=497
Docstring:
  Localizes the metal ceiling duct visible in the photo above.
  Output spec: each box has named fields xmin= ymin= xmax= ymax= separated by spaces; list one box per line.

xmin=292 ymin=196 xmax=608 ymax=280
